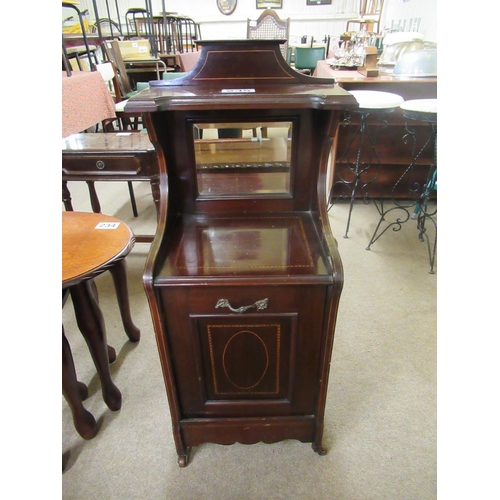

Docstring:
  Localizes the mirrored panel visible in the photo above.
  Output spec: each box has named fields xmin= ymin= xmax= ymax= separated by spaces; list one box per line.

xmin=193 ymin=121 xmax=292 ymax=197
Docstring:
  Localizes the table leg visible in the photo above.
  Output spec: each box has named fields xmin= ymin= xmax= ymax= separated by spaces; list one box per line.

xmin=108 ymin=259 xmax=141 ymax=342
xmin=87 ymin=279 xmax=117 ymax=362
xmin=69 ymin=280 xmax=122 ymax=411
xmin=62 ymin=181 xmax=74 ymax=211
xmin=62 ymin=326 xmax=97 ymax=439
xmin=150 ymin=176 xmax=161 ymax=222
xmin=86 ymin=181 xmax=102 ymax=214
xmin=127 ymin=181 xmax=139 ymax=217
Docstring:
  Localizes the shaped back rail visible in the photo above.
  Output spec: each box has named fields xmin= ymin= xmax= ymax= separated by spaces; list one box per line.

xmin=247 ymin=9 xmax=290 ymax=59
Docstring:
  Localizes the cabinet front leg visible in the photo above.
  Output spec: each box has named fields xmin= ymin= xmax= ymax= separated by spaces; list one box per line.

xmin=177 ymin=447 xmax=191 ymax=468
xmin=312 ymin=442 xmax=328 ymax=456
xmin=312 ymin=419 xmax=327 ymax=456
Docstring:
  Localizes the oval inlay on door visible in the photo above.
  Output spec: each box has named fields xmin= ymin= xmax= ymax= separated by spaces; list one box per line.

xmin=222 ymin=331 xmax=269 ymax=389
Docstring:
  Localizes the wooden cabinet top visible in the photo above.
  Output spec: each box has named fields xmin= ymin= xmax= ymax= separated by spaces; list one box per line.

xmin=125 ymin=40 xmax=358 ymax=113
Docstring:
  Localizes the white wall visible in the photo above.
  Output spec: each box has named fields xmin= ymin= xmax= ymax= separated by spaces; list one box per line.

xmin=66 ymin=0 xmax=437 ymax=44
xmin=380 ymin=0 xmax=437 ymax=42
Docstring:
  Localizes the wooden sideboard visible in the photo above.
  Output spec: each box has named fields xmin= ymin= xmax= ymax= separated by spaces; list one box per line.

xmin=125 ymin=39 xmax=358 ymax=466
xmin=315 ymin=61 xmax=437 ymax=198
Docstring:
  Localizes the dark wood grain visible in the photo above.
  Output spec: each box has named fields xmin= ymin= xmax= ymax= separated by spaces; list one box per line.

xmin=128 ymin=39 xmax=355 ymax=466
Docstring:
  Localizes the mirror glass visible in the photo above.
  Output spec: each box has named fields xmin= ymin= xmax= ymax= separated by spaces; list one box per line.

xmin=193 ymin=121 xmax=292 ymax=197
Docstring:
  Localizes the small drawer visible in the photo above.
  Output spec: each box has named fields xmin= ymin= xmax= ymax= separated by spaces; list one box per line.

xmin=62 ymin=154 xmax=144 ymax=176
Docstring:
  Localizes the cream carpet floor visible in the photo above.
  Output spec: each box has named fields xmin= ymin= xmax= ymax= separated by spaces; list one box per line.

xmin=62 ymin=180 xmax=437 ymax=499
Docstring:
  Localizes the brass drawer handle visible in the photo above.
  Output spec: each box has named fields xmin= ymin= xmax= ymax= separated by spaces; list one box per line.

xmin=96 ymin=160 xmax=105 ymax=169
xmin=215 ymin=298 xmax=269 ymax=313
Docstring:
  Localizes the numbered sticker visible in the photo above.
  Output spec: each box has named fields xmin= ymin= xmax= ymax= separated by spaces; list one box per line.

xmin=95 ymin=222 xmax=120 ymax=229
xmin=221 ymin=89 xmax=256 ymax=94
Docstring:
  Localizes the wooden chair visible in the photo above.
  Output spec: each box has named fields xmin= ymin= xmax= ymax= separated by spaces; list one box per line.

xmin=101 ymin=40 xmax=165 ymax=125
xmin=114 ymin=39 xmax=170 ymax=85
xmin=125 ymin=7 xmax=148 ymax=38
xmin=346 ymin=0 xmax=385 ymax=34
xmin=247 ymin=9 xmax=290 ymax=60
xmin=95 ymin=61 xmax=141 ymax=132
xmin=102 ymin=40 xmax=139 ymax=98
xmin=134 ymin=14 xmax=201 ymax=56
xmin=94 ymin=62 xmax=142 ymax=215
xmin=176 ymin=16 xmax=201 ymax=53
xmin=294 ymin=46 xmax=326 ymax=75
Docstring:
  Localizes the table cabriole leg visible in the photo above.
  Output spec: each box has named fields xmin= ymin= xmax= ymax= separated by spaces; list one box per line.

xmin=62 ymin=327 xmax=97 ymax=439
xmin=108 ymin=259 xmax=141 ymax=342
xmin=69 ymin=280 xmax=122 ymax=411
xmin=88 ymin=280 xmax=118 ymax=360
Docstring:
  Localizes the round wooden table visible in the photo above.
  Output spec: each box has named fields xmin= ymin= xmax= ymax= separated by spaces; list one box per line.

xmin=62 ymin=211 xmax=140 ymax=439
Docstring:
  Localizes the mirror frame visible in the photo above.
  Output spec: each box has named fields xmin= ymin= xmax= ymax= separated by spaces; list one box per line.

xmin=217 ymin=0 xmax=237 ymax=16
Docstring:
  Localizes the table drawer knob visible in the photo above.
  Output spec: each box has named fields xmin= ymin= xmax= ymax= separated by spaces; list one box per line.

xmin=215 ymin=298 xmax=269 ymax=313
xmin=96 ymin=160 xmax=105 ymax=169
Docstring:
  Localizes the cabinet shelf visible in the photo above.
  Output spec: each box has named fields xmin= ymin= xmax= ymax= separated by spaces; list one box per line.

xmin=155 ymin=212 xmax=334 ymax=284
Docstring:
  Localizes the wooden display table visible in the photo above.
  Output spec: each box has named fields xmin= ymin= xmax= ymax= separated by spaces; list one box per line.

xmin=125 ymin=39 xmax=358 ymax=466
xmin=62 ymin=211 xmax=139 ymax=439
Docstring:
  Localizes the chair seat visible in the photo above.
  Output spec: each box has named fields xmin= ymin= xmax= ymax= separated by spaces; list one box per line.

xmin=400 ymin=98 xmax=437 ymax=114
xmin=400 ymin=99 xmax=437 ymax=124
xmin=125 ymin=90 xmax=141 ymax=98
xmin=349 ymin=90 xmax=404 ymax=110
xmin=115 ymin=100 xmax=129 ymax=113
xmin=66 ymin=45 xmax=98 ymax=55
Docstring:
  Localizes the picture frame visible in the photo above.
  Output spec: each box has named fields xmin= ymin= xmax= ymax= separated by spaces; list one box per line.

xmin=306 ymin=0 xmax=332 ymax=5
xmin=217 ymin=0 xmax=237 ymax=16
xmin=256 ymin=0 xmax=283 ymax=9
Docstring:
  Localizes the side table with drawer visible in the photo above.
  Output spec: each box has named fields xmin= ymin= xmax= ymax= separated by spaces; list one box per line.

xmin=62 ymin=132 xmax=159 ymax=242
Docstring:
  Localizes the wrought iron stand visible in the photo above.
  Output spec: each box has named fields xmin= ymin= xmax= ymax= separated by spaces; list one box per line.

xmin=366 ymin=100 xmax=437 ymax=273
xmin=327 ymin=91 xmax=403 ymax=238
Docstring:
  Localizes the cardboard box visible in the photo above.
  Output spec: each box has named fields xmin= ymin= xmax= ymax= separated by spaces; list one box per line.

xmin=117 ymin=40 xmax=152 ymax=61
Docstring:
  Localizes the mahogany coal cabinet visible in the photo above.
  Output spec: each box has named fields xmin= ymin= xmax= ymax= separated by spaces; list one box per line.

xmin=125 ymin=39 xmax=358 ymax=467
